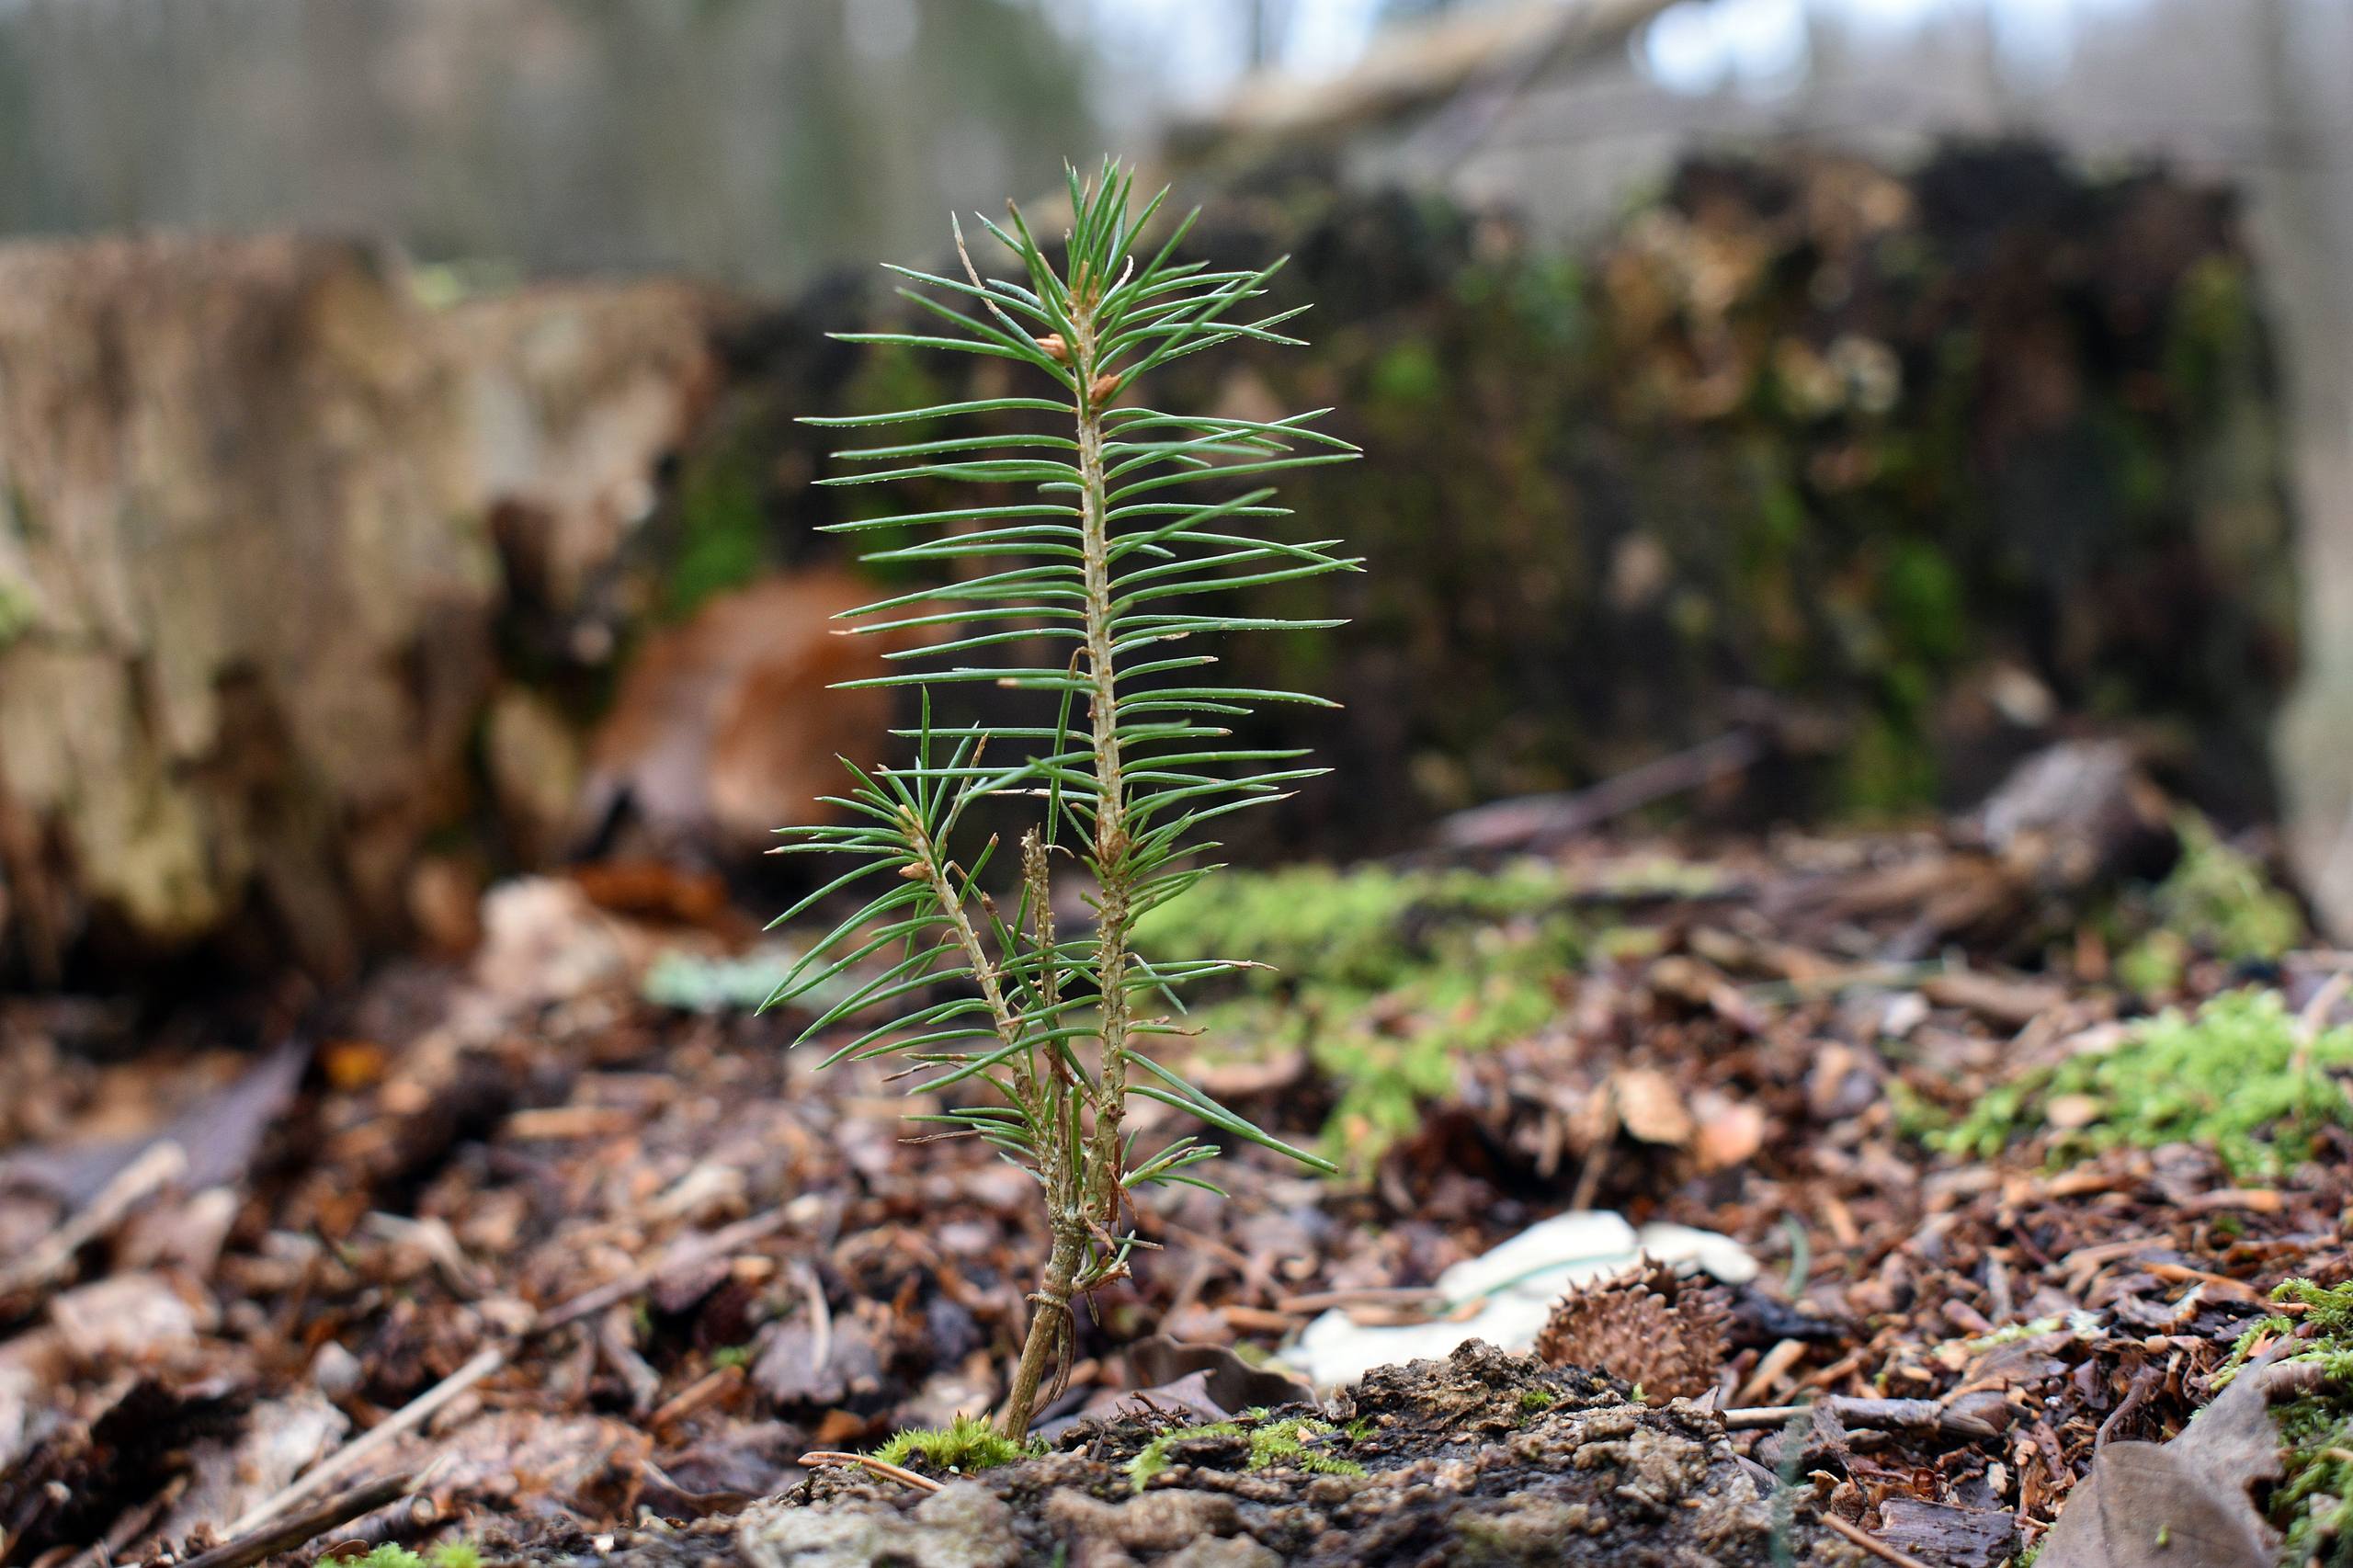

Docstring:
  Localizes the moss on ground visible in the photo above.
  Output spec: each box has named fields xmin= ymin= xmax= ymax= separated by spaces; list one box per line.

xmin=2220 ymin=1278 xmax=2353 ymax=1566
xmin=1134 ymin=859 xmax=1596 ymax=1167
xmin=871 ymin=1414 xmax=1045 ymax=1476
xmin=1125 ymin=1410 xmax=1365 ymax=1491
xmin=0 ymin=575 xmax=35 ymax=648
xmin=1133 ymin=859 xmax=1586 ymax=992
xmin=1941 ymin=988 xmax=2353 ymax=1177
xmin=2116 ymin=812 xmax=2305 ymax=994
xmin=349 ymin=1546 xmax=480 ymax=1568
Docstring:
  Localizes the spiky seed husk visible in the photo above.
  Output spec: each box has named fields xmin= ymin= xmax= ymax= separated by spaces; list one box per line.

xmin=1533 ymin=1259 xmax=1733 ymax=1401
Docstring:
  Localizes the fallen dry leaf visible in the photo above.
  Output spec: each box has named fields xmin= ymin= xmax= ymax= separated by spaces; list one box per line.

xmin=585 ymin=572 xmax=903 ymax=853
xmin=51 ymin=1271 xmax=212 ymax=1362
xmin=1691 ymin=1091 xmax=1767 ymax=1170
xmin=1611 ymin=1067 xmax=1696 ymax=1147
xmin=1127 ymin=1335 xmax=1316 ymax=1415
xmin=2036 ymin=1351 xmax=2322 ymax=1568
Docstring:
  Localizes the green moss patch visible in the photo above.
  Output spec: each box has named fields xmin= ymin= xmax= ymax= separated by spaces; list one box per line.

xmin=1940 ymin=988 xmax=2353 ymax=1177
xmin=2116 ymin=812 xmax=2305 ymax=994
xmin=347 ymin=1545 xmax=479 ymax=1568
xmin=870 ymin=1414 xmax=1045 ymax=1476
xmin=0 ymin=576 xmax=35 ymax=648
xmin=1125 ymin=1411 xmax=1364 ymax=1491
xmin=1134 ymin=859 xmax=1585 ymax=991
xmin=1134 ymin=860 xmax=1596 ymax=1167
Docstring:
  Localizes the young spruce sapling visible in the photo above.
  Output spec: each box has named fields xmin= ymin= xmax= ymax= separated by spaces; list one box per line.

xmin=767 ymin=159 xmax=1360 ymax=1437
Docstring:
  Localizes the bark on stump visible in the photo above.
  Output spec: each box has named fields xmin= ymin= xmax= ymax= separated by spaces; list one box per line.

xmin=0 ymin=235 xmax=718 ymax=981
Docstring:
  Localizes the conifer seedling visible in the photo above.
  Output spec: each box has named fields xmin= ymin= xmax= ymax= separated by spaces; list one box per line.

xmin=767 ymin=159 xmax=1360 ymax=1437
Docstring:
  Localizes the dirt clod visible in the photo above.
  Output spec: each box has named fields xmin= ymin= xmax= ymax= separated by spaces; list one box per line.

xmin=738 ymin=1481 xmax=1022 ymax=1568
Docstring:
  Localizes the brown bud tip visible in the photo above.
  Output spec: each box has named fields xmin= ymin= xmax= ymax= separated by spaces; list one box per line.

xmin=1036 ymin=333 xmax=1070 ymax=362
xmin=1089 ymin=371 xmax=1120 ymax=403
xmin=897 ymin=862 xmax=927 ymax=881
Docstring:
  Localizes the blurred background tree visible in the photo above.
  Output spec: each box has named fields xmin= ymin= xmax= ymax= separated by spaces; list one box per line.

xmin=4 ymin=0 xmax=2353 ymax=976
xmin=0 ymin=0 xmax=1095 ymax=292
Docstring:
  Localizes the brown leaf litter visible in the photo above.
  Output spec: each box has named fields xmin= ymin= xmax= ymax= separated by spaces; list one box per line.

xmin=0 ymin=752 xmax=2346 ymax=1565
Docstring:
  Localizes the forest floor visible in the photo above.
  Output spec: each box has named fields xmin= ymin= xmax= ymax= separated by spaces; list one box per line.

xmin=3 ymin=744 xmax=2349 ymax=1568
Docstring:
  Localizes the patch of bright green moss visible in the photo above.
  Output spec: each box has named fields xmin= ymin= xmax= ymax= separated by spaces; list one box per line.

xmin=1940 ymin=988 xmax=2353 ymax=1177
xmin=1137 ymin=859 xmax=1591 ymax=1170
xmin=350 ymin=1545 xmax=480 ymax=1568
xmin=0 ymin=576 xmax=34 ymax=648
xmin=2218 ymin=1278 xmax=2353 ymax=1567
xmin=1126 ymin=1411 xmax=1363 ymax=1491
xmin=2116 ymin=812 xmax=2305 ymax=994
xmin=871 ymin=1414 xmax=1045 ymax=1476
xmin=1135 ymin=858 xmax=1580 ymax=993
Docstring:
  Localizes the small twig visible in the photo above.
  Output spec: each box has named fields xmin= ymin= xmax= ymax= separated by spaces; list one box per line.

xmin=1817 ymin=1513 xmax=1934 ymax=1568
xmin=227 ymin=1350 xmax=500 ymax=1535
xmin=222 ymin=1210 xmax=786 ymax=1541
xmin=647 ymin=1364 xmax=744 ymax=1431
xmin=1568 ymin=1125 xmax=1611 ymax=1214
xmin=1273 ymin=1286 xmax=1446 ymax=1313
xmin=2299 ymin=969 xmax=2350 ymax=1040
xmin=72 ymin=1472 xmax=185 ymax=1568
xmin=794 ymin=1259 xmax=833 ymax=1385
xmin=3 ymin=1140 xmax=187 ymax=1297
xmin=797 ymin=1451 xmax=944 ymax=1494
xmin=1437 ymin=728 xmax=1765 ymax=852
xmin=173 ymin=1471 xmax=416 ymax=1568
xmin=361 ymin=1213 xmax=488 ymax=1300
xmin=1721 ymin=1395 xmax=1998 ymax=1439
xmin=2293 ymin=969 xmax=2349 ymax=1075
xmin=596 ymin=1303 xmax=663 ymax=1416
xmin=1733 ymin=1338 xmax=1809 ymax=1406
xmin=2096 ymin=1362 xmax=2164 ymax=1448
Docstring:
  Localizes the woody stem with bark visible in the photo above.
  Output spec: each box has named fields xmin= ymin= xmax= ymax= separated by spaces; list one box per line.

xmin=997 ymin=287 xmax=1131 ymax=1438
xmin=1073 ymin=293 xmax=1136 ymax=1236
xmin=999 ymin=1229 xmax=1081 ymax=1438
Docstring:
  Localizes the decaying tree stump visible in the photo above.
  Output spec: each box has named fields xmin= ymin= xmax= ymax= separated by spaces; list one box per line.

xmin=0 ymin=236 xmax=720 ymax=981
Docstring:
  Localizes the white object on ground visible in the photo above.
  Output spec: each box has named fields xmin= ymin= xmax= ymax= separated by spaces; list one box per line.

xmin=1285 ymin=1210 xmax=1757 ymax=1391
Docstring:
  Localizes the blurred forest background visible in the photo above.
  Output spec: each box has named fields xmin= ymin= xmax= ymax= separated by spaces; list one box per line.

xmin=2 ymin=0 xmax=2351 ymax=984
